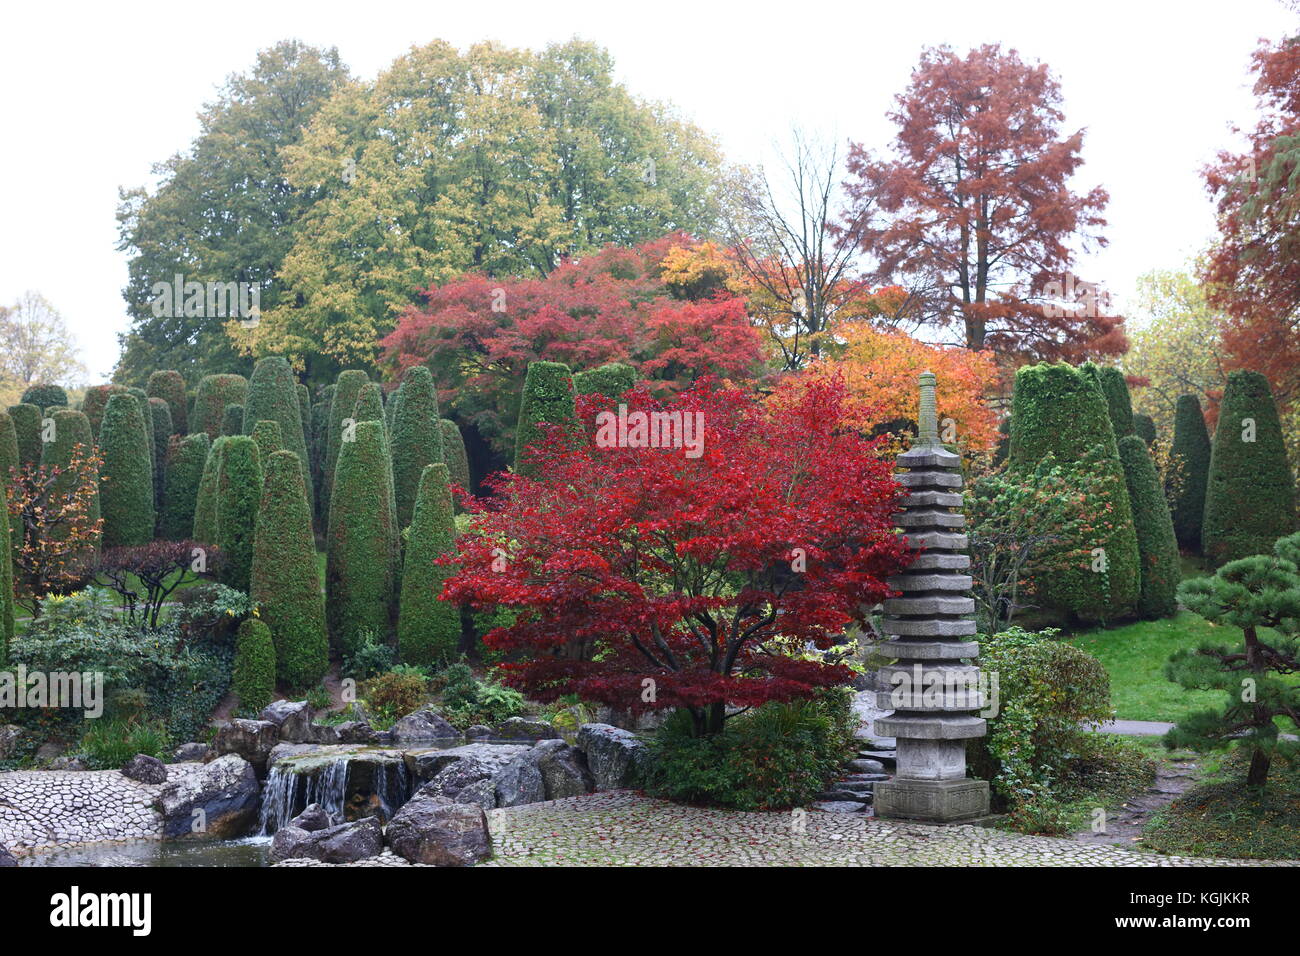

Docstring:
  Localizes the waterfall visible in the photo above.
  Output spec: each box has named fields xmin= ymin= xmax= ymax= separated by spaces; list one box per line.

xmin=373 ymin=760 xmax=411 ymax=823
xmin=258 ymin=760 xmax=350 ymax=835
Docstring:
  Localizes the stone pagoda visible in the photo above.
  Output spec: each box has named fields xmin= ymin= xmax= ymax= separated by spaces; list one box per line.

xmin=873 ymin=372 xmax=990 ymax=823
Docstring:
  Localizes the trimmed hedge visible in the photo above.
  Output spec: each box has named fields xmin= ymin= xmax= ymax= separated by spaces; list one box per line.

xmin=128 ymin=388 xmax=156 ymax=483
xmin=250 ymin=419 xmax=283 ymax=464
xmin=514 ymin=360 xmax=576 ymax=477
xmin=222 ymin=403 xmax=244 ymax=437
xmin=192 ymin=374 xmax=248 ymax=441
xmin=39 ymin=409 xmax=101 ymax=573
xmin=296 ymin=384 xmax=311 ymax=454
xmin=21 ymin=384 xmax=67 ymax=409
xmin=243 ymin=356 xmax=313 ymax=504
xmin=1008 ymin=362 xmax=1139 ymax=621
xmin=216 ymin=435 xmax=262 ymax=593
xmin=0 ymin=413 xmax=16 ymax=563
xmin=251 ymin=450 xmax=328 ymax=689
xmin=81 ymin=384 xmax=128 ymax=438
xmin=98 ymin=393 xmax=155 ymax=549
xmin=440 ymin=419 xmax=470 ymax=507
xmin=573 ymin=362 xmax=636 ymax=400
xmin=161 ymin=432 xmax=209 ymax=541
xmin=232 ymin=617 xmax=276 ymax=715
xmin=148 ymin=397 xmax=172 ymax=513
xmin=390 ymin=366 xmax=443 ymax=529
xmin=146 ymin=370 xmax=188 ymax=435
xmin=324 ymin=370 xmax=369 ymax=515
xmin=1084 ymin=363 xmax=1134 ymax=439
xmin=0 ymin=479 xmax=12 ymax=664
xmin=1168 ymin=394 xmax=1211 ymax=551
xmin=7 ymin=404 xmax=41 ymax=469
xmin=1132 ymin=413 xmax=1157 ymax=446
xmin=1203 ymin=370 xmax=1298 ymax=566
xmin=353 ymin=382 xmax=385 ymax=424
xmin=192 ymin=436 xmax=228 ymax=545
xmin=327 ymin=420 xmax=397 ymax=658
xmin=1117 ymin=435 xmax=1180 ymax=619
xmin=398 ymin=463 xmax=461 ymax=666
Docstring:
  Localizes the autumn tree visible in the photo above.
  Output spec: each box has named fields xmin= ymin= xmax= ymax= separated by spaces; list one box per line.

xmin=444 ymin=379 xmax=912 ymax=737
xmin=846 ymin=44 xmax=1125 ymax=365
xmin=0 ymin=292 xmax=86 ymax=405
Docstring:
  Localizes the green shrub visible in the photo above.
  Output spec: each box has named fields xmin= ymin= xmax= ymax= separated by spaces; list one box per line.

xmin=250 ymin=451 xmax=328 ymax=689
xmin=1007 ymin=362 xmax=1139 ymax=621
xmin=327 ymin=419 xmax=397 ymax=657
xmin=222 ymin=403 xmax=244 ymax=437
xmin=148 ymin=397 xmax=172 ymax=512
xmin=1118 ymin=435 xmax=1180 ymax=619
xmin=390 ymin=366 xmax=444 ymax=529
xmin=0 ymin=413 xmax=17 ymax=566
xmin=440 ymin=419 xmax=470 ymax=507
xmin=192 ymin=374 xmax=247 ymax=441
xmin=0 ymin=479 xmax=13 ymax=663
xmin=232 ymin=617 xmax=276 ymax=714
xmin=81 ymin=384 xmax=128 ymax=437
xmin=250 ymin=419 xmax=282 ymax=463
xmin=342 ymin=630 xmax=396 ymax=681
xmin=98 ymin=393 xmax=155 ymax=548
xmin=514 ymin=360 xmax=576 ymax=477
xmin=216 ymin=436 xmax=262 ymax=593
xmin=191 ymin=436 xmax=228 ymax=545
xmin=1203 ymin=370 xmax=1297 ymax=566
xmin=324 ymin=370 xmax=369 ymax=515
xmin=160 ymin=432 xmax=209 ymax=541
xmin=1133 ymin=413 xmax=1157 ymax=445
xmin=398 ymin=464 xmax=461 ymax=667
xmin=146 ymin=370 xmax=187 ymax=435
xmin=646 ymin=691 xmax=857 ymax=810
xmin=7 ymin=403 xmax=41 ymax=468
xmin=573 ymin=362 xmax=636 ymax=400
xmin=1169 ymin=394 xmax=1212 ymax=551
xmin=362 ymin=667 xmax=429 ymax=729
xmin=243 ymin=356 xmax=313 ymax=505
xmin=353 ymin=382 xmax=385 ymax=424
xmin=310 ymin=389 xmax=333 ymax=522
xmin=79 ymin=719 xmax=172 ymax=770
xmin=296 ymin=383 xmax=311 ymax=457
xmin=21 ymin=384 xmax=68 ymax=410
xmin=436 ymin=663 xmax=526 ymax=728
xmin=39 ymin=409 xmax=101 ymax=569
xmin=1084 ymin=363 xmax=1134 ymax=439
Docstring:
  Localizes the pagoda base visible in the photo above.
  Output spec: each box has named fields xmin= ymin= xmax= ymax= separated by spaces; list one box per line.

xmin=874 ymin=777 xmax=990 ymax=823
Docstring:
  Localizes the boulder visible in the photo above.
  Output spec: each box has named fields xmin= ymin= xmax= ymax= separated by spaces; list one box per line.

xmin=48 ymin=756 xmax=89 ymax=772
xmin=207 ymin=719 xmax=279 ymax=775
xmin=0 ymin=844 xmax=16 ymax=867
xmin=259 ymin=700 xmax=313 ymax=742
xmin=389 ymin=709 xmax=460 ymax=742
xmin=386 ymin=795 xmax=490 ymax=866
xmin=172 ymin=742 xmax=209 ymax=763
xmin=533 ymin=740 xmax=595 ymax=799
xmin=333 ymin=721 xmax=377 ymax=745
xmin=491 ymin=716 xmax=560 ymax=740
xmin=267 ymin=742 xmax=321 ymax=769
xmin=465 ymin=725 xmax=492 ymax=739
xmin=155 ymin=754 xmax=260 ymax=839
xmin=491 ymin=754 xmax=546 ymax=807
xmin=34 ymin=742 xmax=66 ymax=764
xmin=304 ymin=723 xmax=341 ymax=745
xmin=454 ymin=778 xmax=496 ymax=811
xmin=120 ymin=754 xmax=168 ymax=785
xmin=270 ymin=817 xmax=383 ymax=864
xmin=288 ymin=803 xmax=332 ymax=832
xmin=577 ymin=723 xmax=648 ymax=790
xmin=412 ymin=743 xmax=530 ymax=797
xmin=0 ymin=724 xmax=23 ymax=760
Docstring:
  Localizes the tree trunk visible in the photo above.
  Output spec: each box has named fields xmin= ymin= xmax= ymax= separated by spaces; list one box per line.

xmin=706 ymin=701 xmax=726 ymax=735
xmin=1243 ymin=625 xmax=1272 ymax=787
xmin=1247 ymin=747 xmax=1272 ymax=787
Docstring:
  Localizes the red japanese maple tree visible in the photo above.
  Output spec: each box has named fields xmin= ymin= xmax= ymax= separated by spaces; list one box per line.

xmin=442 ymin=377 xmax=912 ymax=736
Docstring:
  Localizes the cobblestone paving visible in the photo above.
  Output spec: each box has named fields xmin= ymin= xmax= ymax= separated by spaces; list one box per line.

xmin=484 ymin=792 xmax=1297 ymax=867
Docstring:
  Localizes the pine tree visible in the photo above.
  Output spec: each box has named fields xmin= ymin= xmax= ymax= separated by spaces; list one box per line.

xmin=514 ymin=360 xmax=576 ymax=477
xmin=327 ymin=420 xmax=396 ymax=657
xmin=440 ymin=418 xmax=470 ymax=509
xmin=1168 ymin=394 xmax=1211 ymax=551
xmin=251 ymin=450 xmax=329 ymax=689
xmin=390 ymin=366 xmax=443 ymax=529
xmin=7 ymin=404 xmax=41 ymax=469
xmin=98 ymin=393 xmax=155 ymax=548
xmin=161 ymin=432 xmax=210 ymax=541
xmin=232 ymin=617 xmax=277 ymax=714
xmin=192 ymin=435 xmax=228 ymax=545
xmin=243 ymin=356 xmax=313 ymax=504
xmin=398 ymin=463 xmax=461 ymax=666
xmin=216 ymin=436 xmax=262 ymax=593
xmin=1118 ymin=435 xmax=1180 ymax=619
xmin=146 ymin=370 xmax=188 ymax=435
xmin=1203 ymin=371 xmax=1298 ymax=566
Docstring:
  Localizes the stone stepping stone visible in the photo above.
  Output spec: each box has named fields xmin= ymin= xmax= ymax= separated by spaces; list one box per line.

xmin=811 ymin=801 xmax=868 ymax=813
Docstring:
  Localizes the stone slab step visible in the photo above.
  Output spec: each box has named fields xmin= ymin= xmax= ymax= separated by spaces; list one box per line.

xmin=811 ymin=801 xmax=868 ymax=813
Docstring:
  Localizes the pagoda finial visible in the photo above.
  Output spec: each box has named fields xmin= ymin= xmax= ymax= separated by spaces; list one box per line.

xmin=916 ymin=371 xmax=939 ymax=447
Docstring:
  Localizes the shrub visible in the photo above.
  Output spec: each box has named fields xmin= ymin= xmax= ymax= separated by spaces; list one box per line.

xmin=251 ymin=451 xmax=328 ymax=689
xmin=147 ymin=398 xmax=172 ymax=511
xmin=1203 ymin=370 xmax=1297 ymax=566
xmin=324 ymin=369 xmax=369 ymax=514
xmin=1169 ymin=394 xmax=1212 ymax=551
xmin=1084 ymin=363 xmax=1135 ymax=439
xmin=232 ymin=617 xmax=276 ymax=715
xmin=250 ymin=419 xmax=282 ymax=463
xmin=243 ymin=356 xmax=313 ymax=504
xmin=440 ymin=418 xmax=470 ymax=507
xmin=326 ymin=420 xmax=397 ymax=658
xmin=192 ymin=374 xmax=248 ymax=441
xmin=160 ymin=432 xmax=210 ymax=540
xmin=146 ymin=370 xmax=187 ymax=435
xmin=573 ymin=362 xmax=636 ymax=401
xmin=0 ymin=412 xmax=17 ymax=560
xmin=81 ymin=384 xmax=128 ymax=437
xmin=969 ymin=627 xmax=1112 ymax=832
xmin=341 ymin=630 xmax=396 ymax=681
xmin=353 ymin=382 xmax=385 ymax=424
xmin=646 ymin=691 xmax=856 ymax=810
xmin=1133 ymin=413 xmax=1157 ymax=445
xmin=221 ymin=403 xmax=244 ymax=437
xmin=310 ymin=388 xmax=333 ymax=521
xmin=1118 ymin=435 xmax=1180 ymax=619
xmin=191 ymin=435 xmax=227 ymax=545
xmin=129 ymin=388 xmax=157 ymax=480
xmin=97 ymin=540 xmax=218 ymax=628
xmin=0 ymin=479 xmax=13 ymax=663
xmin=362 ymin=667 xmax=429 ymax=729
xmin=216 ymin=436 xmax=262 ymax=593
xmin=79 ymin=719 xmax=172 ymax=771
xmin=1007 ymin=362 xmax=1139 ymax=621
xmin=514 ymin=360 xmax=576 ymax=476
xmin=21 ymin=384 xmax=68 ymax=410
xmin=7 ymin=403 xmax=41 ymax=469
xmin=98 ymin=393 xmax=155 ymax=549
xmin=436 ymin=663 xmax=525 ymax=728
xmin=398 ymin=464 xmax=461 ymax=666
xmin=390 ymin=366 xmax=443 ymax=529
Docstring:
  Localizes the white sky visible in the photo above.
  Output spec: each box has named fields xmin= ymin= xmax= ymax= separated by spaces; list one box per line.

xmin=0 ymin=0 xmax=1293 ymax=381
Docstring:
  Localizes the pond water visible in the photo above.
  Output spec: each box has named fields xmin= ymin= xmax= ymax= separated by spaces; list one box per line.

xmin=19 ymin=836 xmax=272 ymax=867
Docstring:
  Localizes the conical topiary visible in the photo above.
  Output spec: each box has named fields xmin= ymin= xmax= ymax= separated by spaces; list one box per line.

xmin=0 ymin=480 xmax=13 ymax=665
xmin=514 ymin=360 xmax=576 ymax=477
xmin=148 ymin=397 xmax=172 ymax=514
xmin=1168 ymin=394 xmax=1211 ymax=551
xmin=1132 ymin=413 xmax=1157 ymax=446
xmin=232 ymin=617 xmax=276 ymax=715
xmin=192 ymin=436 xmax=228 ymax=545
xmin=296 ymin=383 xmax=312 ymax=455
xmin=573 ymin=362 xmax=636 ymax=401
xmin=161 ymin=432 xmax=210 ymax=541
xmin=0 ymin=413 xmax=17 ymax=567
xmin=128 ymin=387 xmax=156 ymax=484
xmin=1084 ymin=364 xmax=1135 ymax=440
xmin=327 ymin=420 xmax=397 ymax=658
xmin=81 ymin=384 xmax=128 ymax=438
xmin=216 ymin=435 xmax=262 ymax=593
xmin=147 ymin=370 xmax=188 ymax=435
xmin=250 ymin=419 xmax=283 ymax=464
xmin=7 ymin=404 xmax=41 ymax=469
xmin=251 ymin=450 xmax=329 ymax=689
xmin=222 ymin=403 xmax=244 ymax=437
xmin=398 ymin=463 xmax=461 ymax=666
xmin=192 ymin=374 xmax=248 ymax=440
xmin=21 ymin=384 xmax=67 ymax=410
xmin=1117 ymin=434 xmax=1180 ymax=619
xmin=41 ymin=409 xmax=101 ymax=570
xmin=324 ymin=370 xmax=369 ymax=514
xmin=390 ymin=366 xmax=444 ymax=529
xmin=243 ymin=357 xmax=313 ymax=504
xmin=1203 ymin=371 xmax=1298 ymax=566
xmin=440 ymin=418 xmax=470 ymax=509
xmin=98 ymin=393 xmax=155 ymax=548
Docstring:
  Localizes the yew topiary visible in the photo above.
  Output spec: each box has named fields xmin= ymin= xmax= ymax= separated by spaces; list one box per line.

xmin=192 ymin=436 xmax=228 ymax=545
xmin=1168 ymin=394 xmax=1211 ymax=551
xmin=398 ymin=463 xmax=461 ymax=666
xmin=81 ymin=384 xmax=128 ymax=438
xmin=161 ymin=432 xmax=209 ymax=541
xmin=390 ymin=366 xmax=443 ymax=529
xmin=192 ymin=374 xmax=248 ymax=440
xmin=440 ymin=419 xmax=471 ymax=508
xmin=250 ymin=419 xmax=283 ymax=464
xmin=1118 ymin=434 xmax=1180 ymax=619
xmin=148 ymin=397 xmax=172 ymax=514
xmin=514 ymin=360 xmax=576 ymax=477
xmin=573 ymin=362 xmax=636 ymax=401
xmin=147 ymin=370 xmax=188 ymax=435
xmin=21 ymin=384 xmax=67 ymax=410
xmin=222 ymin=403 xmax=244 ymax=437
xmin=7 ymin=404 xmax=41 ymax=469
xmin=216 ymin=435 xmax=262 ymax=593
xmin=98 ymin=393 xmax=155 ymax=549
xmin=232 ymin=617 xmax=276 ymax=714
xmin=243 ymin=356 xmax=313 ymax=503
xmin=324 ymin=370 xmax=369 ymax=514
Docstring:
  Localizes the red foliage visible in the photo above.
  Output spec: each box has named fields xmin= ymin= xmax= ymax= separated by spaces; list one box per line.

xmin=845 ymin=44 xmax=1125 ymax=366
xmin=377 ymin=235 xmax=764 ymax=456
xmin=442 ymin=378 xmax=912 ymax=734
